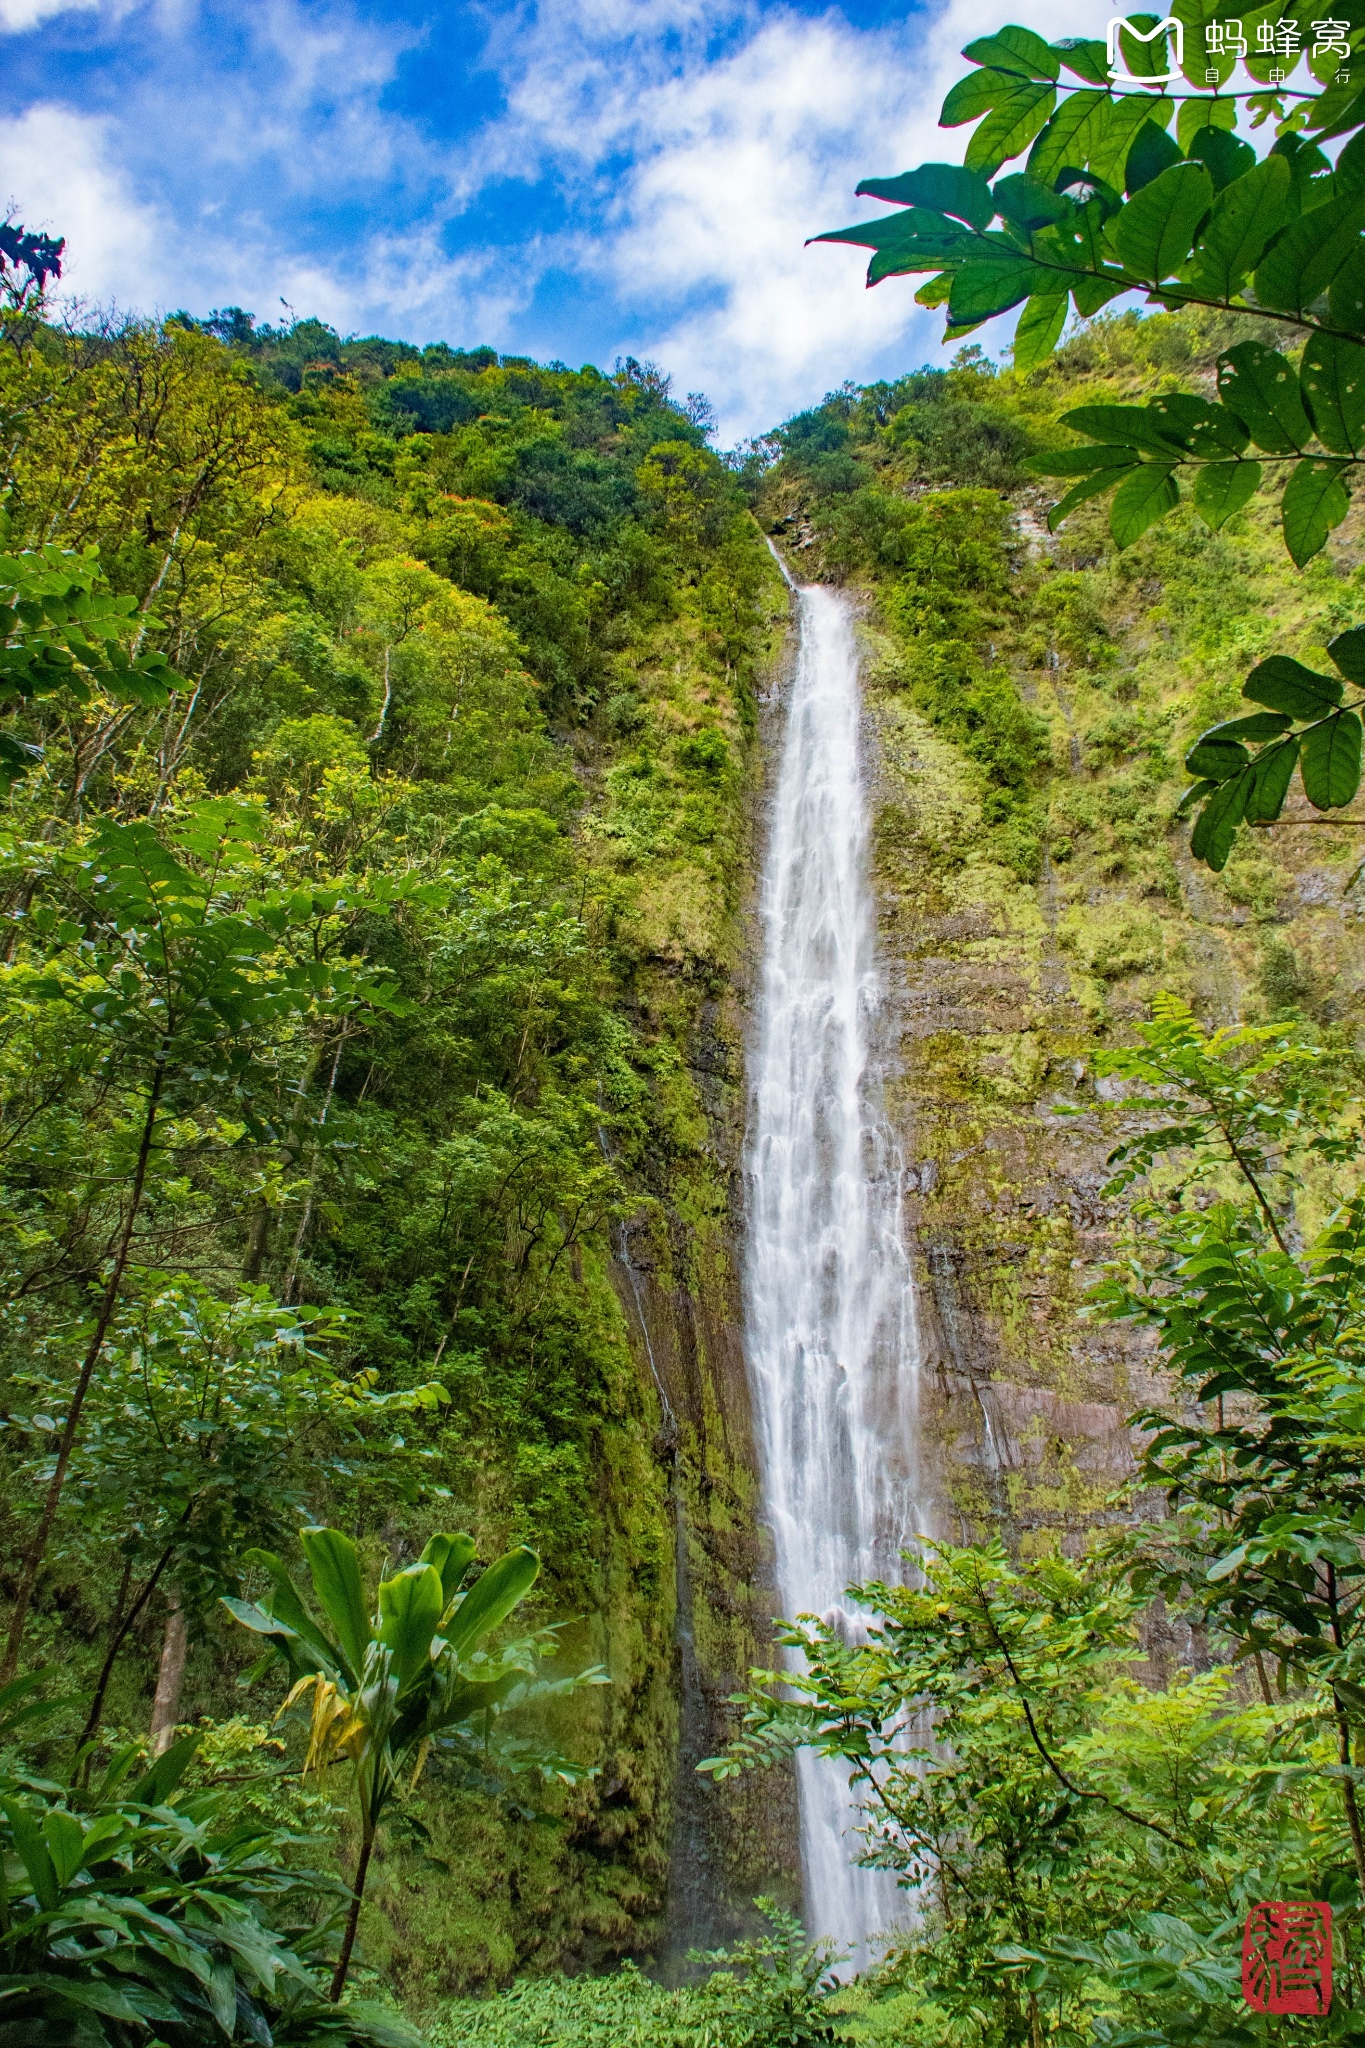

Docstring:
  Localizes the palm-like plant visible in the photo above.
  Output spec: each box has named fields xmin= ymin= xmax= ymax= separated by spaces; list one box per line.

xmin=225 ymin=1526 xmax=597 ymax=1998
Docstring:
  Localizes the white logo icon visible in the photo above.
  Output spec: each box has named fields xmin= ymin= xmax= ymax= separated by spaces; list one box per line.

xmin=1106 ymin=15 xmax=1185 ymax=84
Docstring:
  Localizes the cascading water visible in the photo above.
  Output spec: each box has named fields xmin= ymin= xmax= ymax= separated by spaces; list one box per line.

xmin=745 ymin=561 xmax=925 ymax=1959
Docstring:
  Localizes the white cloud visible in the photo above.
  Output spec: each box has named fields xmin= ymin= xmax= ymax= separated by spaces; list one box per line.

xmin=0 ymin=0 xmax=97 ymax=32
xmin=0 ymin=104 xmax=172 ymax=301
xmin=480 ymin=0 xmax=1116 ymax=435
xmin=1 ymin=0 xmax=1122 ymax=433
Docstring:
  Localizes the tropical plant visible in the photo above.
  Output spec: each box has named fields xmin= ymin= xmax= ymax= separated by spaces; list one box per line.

xmin=225 ymin=1525 xmax=603 ymax=1997
xmin=428 ymin=1904 xmax=849 ymax=2048
xmin=686 ymin=1901 xmax=849 ymax=2047
xmin=816 ymin=20 xmax=1365 ymax=561
xmin=704 ymin=1540 xmax=1365 ymax=2046
xmin=1090 ymin=995 xmax=1365 ymax=1898
xmin=0 ymin=1679 xmax=421 ymax=2047
xmin=1 ymin=1278 xmax=448 ymax=1747
xmin=1176 ymin=625 xmax=1365 ymax=869
xmin=0 ymin=518 xmax=172 ymax=782
xmin=0 ymin=798 xmax=417 ymax=1682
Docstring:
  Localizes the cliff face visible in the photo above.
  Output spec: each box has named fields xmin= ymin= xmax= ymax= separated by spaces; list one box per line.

xmin=754 ymin=318 xmax=1365 ymax=1558
xmin=864 ymin=652 xmax=1159 ymax=1549
xmin=606 ymin=585 xmax=803 ymax=1961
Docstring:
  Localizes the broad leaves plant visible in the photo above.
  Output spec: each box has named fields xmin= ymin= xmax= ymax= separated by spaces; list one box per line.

xmin=0 ymin=520 xmax=172 ymax=783
xmin=816 ymin=14 xmax=1365 ymax=563
xmin=1178 ymin=623 xmax=1365 ymax=863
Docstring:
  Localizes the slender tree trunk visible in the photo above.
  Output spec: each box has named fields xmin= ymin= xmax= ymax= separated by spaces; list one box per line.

xmin=0 ymin=1060 xmax=165 ymax=1683
xmin=149 ymin=1591 xmax=188 ymax=1755
xmin=330 ymin=1823 xmax=375 ymax=2001
xmin=1336 ymin=1697 xmax=1365 ymax=1907
xmin=283 ymin=1035 xmax=345 ymax=1303
xmin=77 ymin=1537 xmax=178 ymax=1754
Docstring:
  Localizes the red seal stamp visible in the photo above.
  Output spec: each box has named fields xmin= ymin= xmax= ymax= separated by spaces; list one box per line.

xmin=1242 ymin=1902 xmax=1332 ymax=2014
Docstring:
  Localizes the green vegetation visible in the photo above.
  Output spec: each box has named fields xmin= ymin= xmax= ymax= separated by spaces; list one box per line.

xmin=228 ymin=1524 xmax=602 ymax=1995
xmin=815 ymin=12 xmax=1365 ymax=856
xmin=6 ymin=79 xmax=1365 ymax=2037
xmin=434 ymin=1903 xmax=847 ymax=2046
xmin=0 ymin=222 xmax=784 ymax=2013
xmin=709 ymin=1003 xmax=1365 ymax=2045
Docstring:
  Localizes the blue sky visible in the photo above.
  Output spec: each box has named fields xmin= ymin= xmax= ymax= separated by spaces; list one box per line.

xmin=0 ymin=0 xmax=1109 ymax=437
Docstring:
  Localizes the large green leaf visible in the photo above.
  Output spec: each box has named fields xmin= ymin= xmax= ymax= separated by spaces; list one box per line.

xmin=962 ymin=25 xmax=1060 ymax=78
xmin=1192 ymin=460 xmax=1261 ymax=529
xmin=420 ymin=1531 xmax=478 ymax=1608
xmin=1 ymin=1798 xmax=59 ymax=1911
xmin=1113 ymin=162 xmax=1214 ymax=283
xmin=1125 ymin=120 xmax=1183 ymax=195
xmin=444 ymin=1546 xmax=541 ymax=1663
xmin=1301 ymin=331 xmax=1365 ymax=453
xmin=300 ymin=1526 xmax=372 ymax=1683
xmin=1328 ymin=625 xmax=1365 ymax=682
xmin=1253 ymin=190 xmax=1365 ymax=315
xmin=965 ymin=81 xmax=1057 ymax=176
xmin=1181 ymin=157 xmax=1292 ymax=301
xmin=1243 ymin=654 xmax=1344 ymax=717
xmin=1186 ymin=126 xmax=1256 ymax=192
xmin=1329 ymin=243 xmax=1365 ymax=330
xmin=1190 ymin=768 xmax=1254 ymax=869
xmin=1071 ymin=275 xmax=1129 ymax=316
xmin=1109 ymin=464 xmax=1180 ymax=546
xmin=1281 ymin=457 xmax=1351 ymax=566
xmin=1026 ymin=89 xmax=1113 ymax=183
xmin=1216 ymin=341 xmax=1312 ymax=453
xmin=853 ymin=164 xmax=993 ymax=228
xmin=1246 ymin=738 xmax=1300 ymax=822
xmin=378 ymin=1563 xmax=445 ymax=1689
xmin=942 ymin=68 xmax=1020 ymax=125
xmin=813 ymin=211 xmax=971 ymax=257
xmin=1177 ymin=95 xmax=1238 ymax=153
xmin=1011 ymin=291 xmax=1068 ymax=368
xmin=129 ymin=1731 xmax=202 ymax=1808
xmin=240 ymin=1547 xmax=339 ymax=1672
xmin=208 ymin=1958 xmax=237 ymax=2036
xmin=992 ymin=173 xmax=1072 ymax=229
xmin=1090 ymin=96 xmax=1174 ymax=188
xmin=1026 ymin=444 xmax=1141 ymax=476
xmin=1199 ymin=712 xmax=1294 ymax=744
xmin=1186 ymin=736 xmax=1250 ymax=779
xmin=41 ymin=1811 xmax=84 ymax=1888
xmin=1301 ymin=709 xmax=1364 ymax=807
xmin=948 ymin=255 xmax=1042 ymax=322
xmin=1060 ymin=404 xmax=1187 ymax=456
xmin=1146 ymin=393 xmax=1247 ymax=454
xmin=1054 ymin=36 xmax=1109 ymax=82
xmin=1045 ymin=471 xmax=1126 ymax=529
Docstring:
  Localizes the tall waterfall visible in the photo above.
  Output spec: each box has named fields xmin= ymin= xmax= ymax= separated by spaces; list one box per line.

xmin=745 ymin=569 xmax=924 ymax=1959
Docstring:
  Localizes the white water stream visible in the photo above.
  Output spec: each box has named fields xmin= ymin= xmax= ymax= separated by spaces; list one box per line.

xmin=745 ymin=566 xmax=925 ymax=1960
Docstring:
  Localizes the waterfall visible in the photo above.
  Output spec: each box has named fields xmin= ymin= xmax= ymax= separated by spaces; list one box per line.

xmin=744 ymin=566 xmax=924 ymax=1961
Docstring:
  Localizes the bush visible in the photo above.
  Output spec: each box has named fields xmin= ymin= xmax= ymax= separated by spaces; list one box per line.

xmin=0 ymin=1696 xmax=416 ymax=2048
xmin=430 ymin=1902 xmax=847 ymax=2047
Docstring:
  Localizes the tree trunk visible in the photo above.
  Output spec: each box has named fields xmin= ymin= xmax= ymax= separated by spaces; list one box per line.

xmin=1336 ymin=1698 xmax=1365 ymax=1907
xmin=149 ymin=1592 xmax=188 ymax=1756
xmin=77 ymin=1539 xmax=178 ymax=1756
xmin=330 ymin=1824 xmax=375 ymax=2001
xmin=1 ymin=1061 xmax=165 ymax=1683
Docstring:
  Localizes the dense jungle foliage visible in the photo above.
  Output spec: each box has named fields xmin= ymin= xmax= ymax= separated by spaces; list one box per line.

xmin=0 ymin=246 xmax=788 ymax=2028
xmin=7 ymin=174 xmax=1365 ymax=2045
